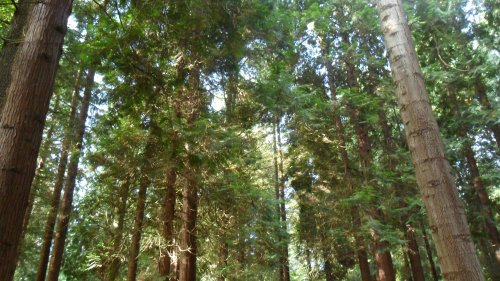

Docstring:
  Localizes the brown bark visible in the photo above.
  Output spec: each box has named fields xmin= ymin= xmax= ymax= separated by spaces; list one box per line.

xmin=421 ymin=224 xmax=440 ymax=281
xmin=127 ymin=173 xmax=149 ymax=281
xmin=108 ymin=178 xmax=131 ymax=281
xmin=323 ymin=250 xmax=334 ymax=281
xmin=0 ymin=1 xmax=73 ymax=278
xmin=46 ymin=67 xmax=94 ymax=281
xmin=0 ymin=0 xmax=31 ymax=115
xmin=405 ymin=225 xmax=425 ymax=281
xmin=377 ymin=2 xmax=483 ymax=279
xmin=447 ymin=84 xmax=500 ymax=266
xmin=36 ymin=69 xmax=82 ymax=281
xmin=19 ymin=94 xmax=61 ymax=252
xmin=159 ymin=159 xmax=178 ymax=280
xmin=179 ymin=165 xmax=199 ymax=281
xmin=474 ymin=76 xmax=500 ymax=149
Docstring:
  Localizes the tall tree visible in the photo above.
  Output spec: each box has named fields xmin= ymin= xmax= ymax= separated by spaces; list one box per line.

xmin=46 ymin=66 xmax=95 ymax=281
xmin=376 ymin=0 xmax=483 ymax=279
xmin=0 ymin=1 xmax=73 ymax=279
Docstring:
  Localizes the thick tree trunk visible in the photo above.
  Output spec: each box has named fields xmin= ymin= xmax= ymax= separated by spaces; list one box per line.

xmin=421 ymin=223 xmax=440 ymax=281
xmin=272 ymin=120 xmax=285 ymax=281
xmin=179 ymin=165 xmax=199 ymax=281
xmin=46 ymin=67 xmax=94 ymax=281
xmin=376 ymin=1 xmax=483 ymax=279
xmin=474 ymin=76 xmax=500 ymax=149
xmin=36 ymin=69 xmax=82 ymax=281
xmin=0 ymin=0 xmax=31 ymax=115
xmin=0 ymin=1 xmax=73 ymax=279
xmin=446 ymin=84 xmax=500 ymax=266
xmin=18 ymin=94 xmax=61 ymax=253
xmin=108 ymin=178 xmax=131 ymax=281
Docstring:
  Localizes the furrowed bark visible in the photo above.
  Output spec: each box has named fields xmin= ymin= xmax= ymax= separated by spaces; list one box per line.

xmin=0 ymin=1 xmax=73 ymax=279
xmin=376 ymin=1 xmax=483 ymax=279
xmin=0 ymin=0 xmax=31 ymax=116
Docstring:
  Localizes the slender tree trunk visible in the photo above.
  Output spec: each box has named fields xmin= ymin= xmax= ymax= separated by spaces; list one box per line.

xmin=405 ymin=226 xmax=425 ymax=281
xmin=272 ymin=120 xmax=285 ymax=281
xmin=0 ymin=1 xmax=73 ymax=278
xmin=36 ymin=69 xmax=82 ymax=281
xmin=127 ymin=172 xmax=149 ymax=281
xmin=374 ymin=86 xmax=425 ymax=281
xmin=340 ymin=30 xmax=396 ymax=281
xmin=320 ymin=39 xmax=372 ymax=281
xmin=276 ymin=118 xmax=291 ymax=281
xmin=108 ymin=178 xmax=131 ymax=281
xmin=46 ymin=67 xmax=94 ymax=281
xmin=179 ymin=164 xmax=199 ymax=281
xmin=421 ymin=223 xmax=440 ymax=281
xmin=447 ymin=84 xmax=500 ymax=266
xmin=474 ymin=75 xmax=500 ymax=149
xmin=0 ymin=0 xmax=31 ymax=115
xmin=159 ymin=157 xmax=178 ymax=280
xmin=377 ymin=1 xmax=483 ymax=279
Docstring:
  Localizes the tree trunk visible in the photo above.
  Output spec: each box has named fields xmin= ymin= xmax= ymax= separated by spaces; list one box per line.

xmin=421 ymin=223 xmax=440 ymax=281
xmin=0 ymin=0 xmax=31 ymax=115
xmin=0 ymin=1 xmax=73 ymax=279
xmin=446 ymin=84 xmax=500 ymax=266
xmin=127 ymin=172 xmax=149 ymax=281
xmin=340 ymin=29 xmax=396 ymax=281
xmin=108 ymin=178 xmax=131 ymax=281
xmin=36 ymin=69 xmax=82 ymax=281
xmin=18 ymin=94 xmax=61 ymax=257
xmin=179 ymin=164 xmax=199 ymax=281
xmin=376 ymin=2 xmax=483 ymax=279
xmin=159 ymin=160 xmax=178 ymax=280
xmin=272 ymin=120 xmax=284 ymax=281
xmin=320 ymin=38 xmax=372 ymax=281
xmin=276 ymin=118 xmax=291 ymax=281
xmin=323 ymin=250 xmax=334 ymax=281
xmin=405 ymin=226 xmax=425 ymax=281
xmin=474 ymin=75 xmax=500 ymax=149
xmin=46 ymin=67 xmax=94 ymax=281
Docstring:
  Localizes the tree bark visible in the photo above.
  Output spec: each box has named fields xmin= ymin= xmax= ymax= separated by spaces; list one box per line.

xmin=376 ymin=1 xmax=483 ymax=279
xmin=108 ymin=178 xmax=131 ymax=281
xmin=159 ymin=157 xmax=178 ymax=280
xmin=127 ymin=172 xmax=149 ymax=281
xmin=46 ymin=66 xmax=94 ymax=281
xmin=405 ymin=225 xmax=425 ymax=281
xmin=18 ymin=93 xmax=61 ymax=255
xmin=36 ymin=69 xmax=82 ymax=281
xmin=179 ymin=164 xmax=199 ymax=281
xmin=0 ymin=0 xmax=31 ymax=115
xmin=0 ymin=1 xmax=73 ymax=278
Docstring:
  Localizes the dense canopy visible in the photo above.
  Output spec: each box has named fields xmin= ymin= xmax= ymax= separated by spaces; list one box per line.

xmin=0 ymin=0 xmax=498 ymax=280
